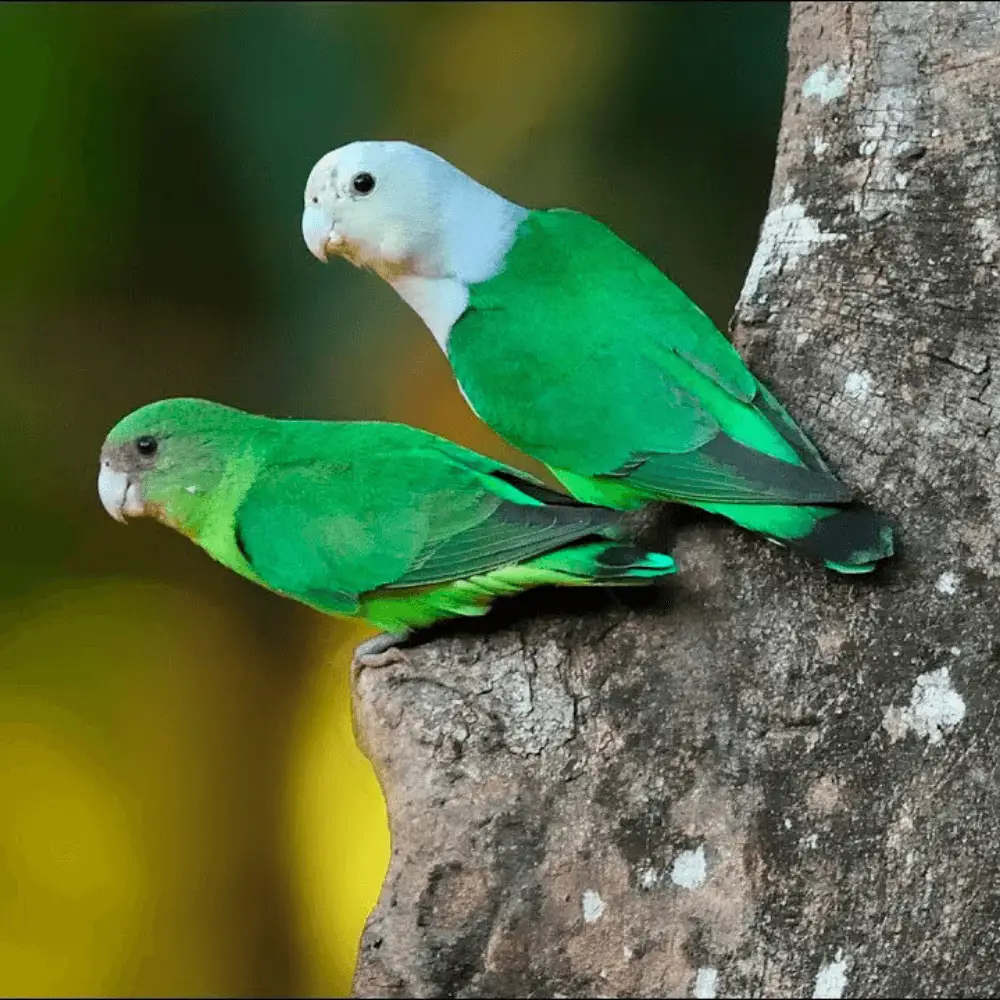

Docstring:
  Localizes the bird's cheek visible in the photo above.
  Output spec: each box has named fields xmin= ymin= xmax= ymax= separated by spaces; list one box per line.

xmin=379 ymin=226 xmax=411 ymax=264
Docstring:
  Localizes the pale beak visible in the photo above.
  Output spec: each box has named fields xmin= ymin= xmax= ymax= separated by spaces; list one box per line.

xmin=98 ymin=461 xmax=144 ymax=523
xmin=302 ymin=204 xmax=334 ymax=263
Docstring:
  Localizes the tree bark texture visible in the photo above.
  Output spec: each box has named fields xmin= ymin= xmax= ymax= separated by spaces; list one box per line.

xmin=351 ymin=3 xmax=1000 ymax=997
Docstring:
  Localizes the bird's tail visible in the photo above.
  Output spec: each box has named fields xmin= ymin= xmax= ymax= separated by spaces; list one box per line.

xmin=452 ymin=540 xmax=677 ymax=600
xmin=449 ymin=541 xmax=676 ymax=606
xmin=360 ymin=541 xmax=676 ymax=634
xmin=698 ymin=500 xmax=895 ymax=574
xmin=526 ymin=540 xmax=678 ymax=584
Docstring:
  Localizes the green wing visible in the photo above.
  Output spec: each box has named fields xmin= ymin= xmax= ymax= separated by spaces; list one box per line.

xmin=453 ymin=209 xmax=850 ymax=505
xmin=233 ymin=442 xmax=619 ymax=612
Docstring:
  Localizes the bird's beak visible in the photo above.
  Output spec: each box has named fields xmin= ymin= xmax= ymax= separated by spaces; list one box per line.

xmin=302 ymin=204 xmax=335 ymax=263
xmin=98 ymin=461 xmax=144 ymax=523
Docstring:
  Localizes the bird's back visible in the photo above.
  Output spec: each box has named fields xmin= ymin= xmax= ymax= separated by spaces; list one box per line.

xmin=451 ymin=209 xmax=815 ymax=476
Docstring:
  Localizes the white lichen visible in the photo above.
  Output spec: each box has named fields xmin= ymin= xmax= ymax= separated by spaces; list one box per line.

xmin=813 ymin=949 xmax=850 ymax=999
xmin=844 ymin=371 xmax=875 ymax=401
xmin=973 ymin=217 xmax=1000 ymax=265
xmin=693 ymin=966 xmax=719 ymax=999
xmin=741 ymin=195 xmax=845 ymax=302
xmin=670 ymin=844 xmax=707 ymax=889
xmin=802 ymin=64 xmax=851 ymax=104
xmin=935 ymin=571 xmax=960 ymax=596
xmin=638 ymin=866 xmax=659 ymax=890
xmin=882 ymin=667 xmax=967 ymax=746
xmin=581 ymin=889 xmax=606 ymax=923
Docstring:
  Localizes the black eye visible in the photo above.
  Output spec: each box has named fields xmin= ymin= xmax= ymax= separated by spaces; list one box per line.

xmin=351 ymin=172 xmax=376 ymax=195
xmin=135 ymin=435 xmax=158 ymax=457
xmin=311 ymin=195 xmax=319 ymax=204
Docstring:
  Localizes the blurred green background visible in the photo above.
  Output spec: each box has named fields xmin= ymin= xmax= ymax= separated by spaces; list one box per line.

xmin=0 ymin=2 xmax=788 ymax=995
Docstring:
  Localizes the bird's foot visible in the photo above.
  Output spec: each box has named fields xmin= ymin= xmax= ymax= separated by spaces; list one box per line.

xmin=352 ymin=631 xmax=410 ymax=676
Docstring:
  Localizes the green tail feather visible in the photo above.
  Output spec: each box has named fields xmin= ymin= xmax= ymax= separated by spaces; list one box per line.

xmin=359 ymin=541 xmax=675 ymax=633
xmin=531 ymin=541 xmax=677 ymax=582
xmin=551 ymin=468 xmax=895 ymax=574
xmin=697 ymin=500 xmax=895 ymax=574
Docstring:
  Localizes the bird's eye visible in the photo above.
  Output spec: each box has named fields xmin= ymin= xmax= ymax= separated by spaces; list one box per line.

xmin=135 ymin=435 xmax=158 ymax=457
xmin=351 ymin=172 xmax=376 ymax=195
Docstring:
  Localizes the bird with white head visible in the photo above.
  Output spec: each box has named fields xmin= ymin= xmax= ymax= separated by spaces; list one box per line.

xmin=300 ymin=139 xmax=895 ymax=574
xmin=301 ymin=140 xmax=527 ymax=347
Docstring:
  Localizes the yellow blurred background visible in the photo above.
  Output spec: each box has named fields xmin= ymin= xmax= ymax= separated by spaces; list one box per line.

xmin=0 ymin=3 xmax=787 ymax=995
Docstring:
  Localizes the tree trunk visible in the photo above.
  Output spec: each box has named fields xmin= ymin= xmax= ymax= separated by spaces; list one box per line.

xmin=351 ymin=3 xmax=1000 ymax=996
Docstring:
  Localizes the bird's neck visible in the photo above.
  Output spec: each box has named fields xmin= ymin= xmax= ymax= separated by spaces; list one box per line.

xmin=389 ymin=274 xmax=470 ymax=351
xmin=387 ymin=184 xmax=528 ymax=352
xmin=164 ymin=451 xmax=259 ymax=553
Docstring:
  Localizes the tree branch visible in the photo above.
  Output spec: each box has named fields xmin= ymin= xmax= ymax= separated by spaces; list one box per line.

xmin=352 ymin=3 xmax=1000 ymax=996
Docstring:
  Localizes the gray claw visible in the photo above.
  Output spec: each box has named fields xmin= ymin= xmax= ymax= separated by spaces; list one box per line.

xmin=352 ymin=631 xmax=410 ymax=674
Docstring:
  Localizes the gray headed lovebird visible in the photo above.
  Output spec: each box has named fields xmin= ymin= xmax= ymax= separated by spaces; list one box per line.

xmin=98 ymin=398 xmax=676 ymax=664
xmin=301 ymin=141 xmax=895 ymax=574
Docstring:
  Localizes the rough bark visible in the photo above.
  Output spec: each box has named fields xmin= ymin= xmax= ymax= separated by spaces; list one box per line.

xmin=351 ymin=3 xmax=1000 ymax=997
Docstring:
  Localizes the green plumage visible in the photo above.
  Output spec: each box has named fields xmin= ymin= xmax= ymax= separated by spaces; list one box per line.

xmin=101 ymin=398 xmax=675 ymax=634
xmin=448 ymin=210 xmax=894 ymax=572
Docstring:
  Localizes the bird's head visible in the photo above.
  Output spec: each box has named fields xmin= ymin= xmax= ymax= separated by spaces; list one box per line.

xmin=301 ymin=140 xmax=456 ymax=279
xmin=301 ymin=140 xmax=525 ymax=285
xmin=98 ymin=398 xmax=252 ymax=531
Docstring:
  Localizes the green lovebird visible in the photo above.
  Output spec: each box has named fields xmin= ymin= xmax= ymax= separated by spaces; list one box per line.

xmin=98 ymin=398 xmax=675 ymax=663
xmin=301 ymin=142 xmax=894 ymax=574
